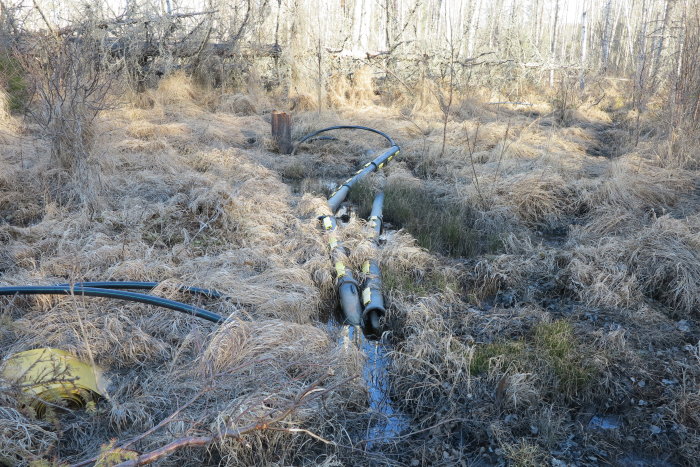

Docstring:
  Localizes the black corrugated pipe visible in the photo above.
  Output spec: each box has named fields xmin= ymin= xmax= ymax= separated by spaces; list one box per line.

xmin=0 ymin=286 xmax=225 ymax=323
xmin=368 ymin=192 xmax=384 ymax=238
xmin=54 ymin=281 xmax=223 ymax=298
xmin=361 ymin=260 xmax=386 ymax=335
xmin=304 ymin=125 xmax=398 ymax=332
xmin=327 ymin=146 xmax=399 ymax=213
xmin=321 ymin=214 xmax=363 ymax=326
xmin=337 ymin=269 xmax=363 ymax=326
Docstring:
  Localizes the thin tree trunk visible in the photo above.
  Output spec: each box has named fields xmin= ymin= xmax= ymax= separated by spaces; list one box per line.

xmin=601 ymin=0 xmax=612 ymax=70
xmin=384 ymin=0 xmax=391 ymax=51
xmin=580 ymin=5 xmax=588 ymax=90
xmin=351 ymin=0 xmax=363 ymax=51
xmin=634 ymin=0 xmax=649 ymax=145
xmin=467 ymin=0 xmax=481 ymax=57
xmin=533 ymin=0 xmax=541 ymax=48
xmin=360 ymin=0 xmax=370 ymax=50
xmin=550 ymin=0 xmax=561 ymax=87
xmin=610 ymin=0 xmax=623 ymax=72
xmin=652 ymin=0 xmax=674 ymax=80
xmin=623 ymin=0 xmax=636 ymax=72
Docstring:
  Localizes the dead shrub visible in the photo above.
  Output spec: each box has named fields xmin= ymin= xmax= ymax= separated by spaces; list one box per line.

xmin=15 ymin=28 xmax=114 ymax=206
xmin=218 ymin=93 xmax=258 ymax=115
xmin=350 ymin=66 xmax=374 ymax=106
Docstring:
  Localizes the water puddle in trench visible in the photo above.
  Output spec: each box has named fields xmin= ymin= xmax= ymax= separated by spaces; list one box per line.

xmin=326 ymin=318 xmax=409 ymax=448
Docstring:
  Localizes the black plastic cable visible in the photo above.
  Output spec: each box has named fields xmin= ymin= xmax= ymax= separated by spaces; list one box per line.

xmin=307 ymin=136 xmax=338 ymax=142
xmin=0 ymin=286 xmax=225 ymax=323
xmin=292 ymin=125 xmax=396 ymax=155
xmin=55 ymin=281 xmax=222 ymax=298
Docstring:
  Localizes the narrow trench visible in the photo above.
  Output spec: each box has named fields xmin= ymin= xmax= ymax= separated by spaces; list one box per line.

xmin=289 ymin=128 xmax=408 ymax=448
xmin=584 ymin=118 xmax=624 ymax=159
xmin=325 ymin=316 xmax=409 ymax=448
xmin=320 ymin=209 xmax=409 ymax=448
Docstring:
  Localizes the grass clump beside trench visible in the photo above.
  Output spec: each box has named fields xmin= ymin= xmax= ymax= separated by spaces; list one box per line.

xmin=382 ymin=262 xmax=459 ymax=296
xmin=384 ymin=182 xmax=481 ymax=257
xmin=349 ymin=176 xmax=502 ymax=258
xmin=469 ymin=320 xmax=594 ymax=398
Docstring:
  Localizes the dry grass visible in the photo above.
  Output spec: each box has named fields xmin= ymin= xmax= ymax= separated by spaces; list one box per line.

xmin=0 ymin=405 xmax=57 ymax=465
xmin=217 ymin=93 xmax=258 ymax=115
xmin=625 ymin=215 xmax=700 ymax=316
xmin=2 ymin=71 xmax=700 ymax=465
xmin=0 ymin=88 xmax=9 ymax=123
xmin=326 ymin=66 xmax=375 ymax=109
xmin=490 ymin=170 xmax=575 ymax=227
xmin=0 ymin=79 xmax=367 ymax=464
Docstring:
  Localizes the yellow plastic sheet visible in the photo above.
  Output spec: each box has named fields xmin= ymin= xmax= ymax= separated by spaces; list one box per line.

xmin=2 ymin=348 xmax=105 ymax=415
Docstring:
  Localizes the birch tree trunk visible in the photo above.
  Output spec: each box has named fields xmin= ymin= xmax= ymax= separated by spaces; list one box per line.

xmin=601 ymin=0 xmax=613 ymax=70
xmin=652 ymin=0 xmax=674 ymax=79
xmin=467 ymin=0 xmax=481 ymax=58
xmin=550 ymin=0 xmax=561 ymax=87
xmin=580 ymin=6 xmax=588 ymax=90
xmin=351 ymin=0 xmax=363 ymax=52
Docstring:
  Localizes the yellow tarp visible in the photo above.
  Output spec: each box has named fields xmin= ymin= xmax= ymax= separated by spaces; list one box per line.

xmin=2 ymin=348 xmax=105 ymax=415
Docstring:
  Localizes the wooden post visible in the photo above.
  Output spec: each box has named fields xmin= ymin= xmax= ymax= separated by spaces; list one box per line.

xmin=271 ymin=111 xmax=293 ymax=154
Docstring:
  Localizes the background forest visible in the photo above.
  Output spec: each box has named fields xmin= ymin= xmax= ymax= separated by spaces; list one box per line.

xmin=1 ymin=0 xmax=700 ymax=466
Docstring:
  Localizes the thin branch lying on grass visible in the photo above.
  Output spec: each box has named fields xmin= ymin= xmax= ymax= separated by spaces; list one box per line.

xmin=266 ymin=426 xmax=332 ymax=444
xmin=70 ymin=388 xmax=210 ymax=467
xmin=112 ymin=374 xmax=342 ymax=466
xmin=71 ymin=357 xmax=279 ymax=467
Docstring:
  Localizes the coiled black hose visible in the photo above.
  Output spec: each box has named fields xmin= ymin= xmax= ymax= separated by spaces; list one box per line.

xmin=291 ymin=125 xmax=396 ymax=155
xmin=0 ymin=286 xmax=225 ymax=323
